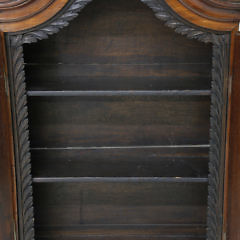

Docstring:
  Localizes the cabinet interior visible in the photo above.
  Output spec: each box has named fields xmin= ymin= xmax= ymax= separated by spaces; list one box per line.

xmin=23 ymin=0 xmax=213 ymax=239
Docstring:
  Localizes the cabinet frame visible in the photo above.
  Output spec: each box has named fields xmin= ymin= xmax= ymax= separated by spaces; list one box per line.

xmin=0 ymin=0 xmax=240 ymax=239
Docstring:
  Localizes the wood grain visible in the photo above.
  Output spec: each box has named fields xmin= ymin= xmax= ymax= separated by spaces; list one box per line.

xmin=24 ymin=63 xmax=211 ymax=91
xmin=0 ymin=0 xmax=69 ymax=32
xmin=224 ymin=31 xmax=240 ymax=240
xmin=23 ymin=0 xmax=212 ymax=65
xmin=33 ymin=181 xmax=208 ymax=225
xmin=27 ymin=95 xmax=211 ymax=147
xmin=35 ymin=224 xmax=206 ymax=240
xmin=0 ymin=0 xmax=238 ymax=32
xmin=0 ymin=31 xmax=17 ymax=240
xmin=31 ymin=146 xmax=209 ymax=178
xmin=1 ymin=0 xmax=240 ymax=238
xmin=165 ymin=0 xmax=238 ymax=31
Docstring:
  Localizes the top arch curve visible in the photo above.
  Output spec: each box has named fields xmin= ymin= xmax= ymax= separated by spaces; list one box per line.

xmin=0 ymin=0 xmax=239 ymax=33
xmin=17 ymin=0 xmax=215 ymax=44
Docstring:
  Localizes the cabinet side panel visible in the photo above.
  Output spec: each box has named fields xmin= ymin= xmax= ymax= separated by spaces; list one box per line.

xmin=0 ymin=32 xmax=18 ymax=240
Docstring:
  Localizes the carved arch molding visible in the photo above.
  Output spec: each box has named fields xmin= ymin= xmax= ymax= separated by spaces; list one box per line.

xmin=4 ymin=0 xmax=231 ymax=240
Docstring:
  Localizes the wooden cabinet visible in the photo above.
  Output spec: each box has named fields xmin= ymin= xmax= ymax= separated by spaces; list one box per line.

xmin=0 ymin=1 xmax=240 ymax=240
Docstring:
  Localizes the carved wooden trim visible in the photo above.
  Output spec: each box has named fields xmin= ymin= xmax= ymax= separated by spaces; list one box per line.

xmin=179 ymin=0 xmax=240 ymax=21
xmin=165 ymin=0 xmax=237 ymax=31
xmin=7 ymin=1 xmax=230 ymax=240
xmin=141 ymin=0 xmax=213 ymax=43
xmin=0 ymin=0 xmax=239 ymax=32
xmin=208 ymin=34 xmax=230 ymax=240
xmin=0 ymin=0 xmax=70 ymax=33
xmin=14 ymin=0 xmax=215 ymax=44
xmin=201 ymin=0 xmax=240 ymax=9
xmin=22 ymin=0 xmax=93 ymax=43
xmin=7 ymin=34 xmax=34 ymax=240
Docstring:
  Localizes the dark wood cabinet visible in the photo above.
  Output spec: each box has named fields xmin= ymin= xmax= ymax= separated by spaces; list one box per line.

xmin=1 ymin=1 xmax=240 ymax=240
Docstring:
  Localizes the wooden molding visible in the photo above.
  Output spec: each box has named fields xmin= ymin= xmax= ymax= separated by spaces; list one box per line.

xmin=0 ymin=31 xmax=18 ymax=240
xmin=1 ymin=0 xmax=240 ymax=240
xmin=0 ymin=0 xmax=239 ymax=32
xmin=223 ymin=30 xmax=240 ymax=240
xmin=200 ymin=0 xmax=240 ymax=10
xmin=0 ymin=0 xmax=69 ymax=32
xmin=6 ymin=1 xmax=231 ymax=240
xmin=165 ymin=0 xmax=239 ymax=31
xmin=6 ymin=34 xmax=35 ymax=240
xmin=179 ymin=0 xmax=240 ymax=20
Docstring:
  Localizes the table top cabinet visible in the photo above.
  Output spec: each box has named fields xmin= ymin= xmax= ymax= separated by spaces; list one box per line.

xmin=1 ymin=1 xmax=240 ymax=240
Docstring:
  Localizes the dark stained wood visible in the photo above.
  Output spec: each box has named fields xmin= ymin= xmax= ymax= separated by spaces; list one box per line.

xmin=0 ymin=31 xmax=17 ymax=240
xmin=32 ymin=177 xmax=208 ymax=183
xmin=23 ymin=0 xmax=212 ymax=66
xmin=33 ymin=181 xmax=207 ymax=225
xmin=0 ymin=0 xmax=240 ymax=238
xmin=28 ymin=95 xmax=210 ymax=147
xmin=27 ymin=90 xmax=211 ymax=97
xmin=31 ymin=146 xmax=209 ymax=178
xmin=224 ymin=31 xmax=240 ymax=240
xmin=25 ymin=63 xmax=212 ymax=91
xmin=21 ymin=2 xmax=214 ymax=240
xmin=35 ymin=235 xmax=205 ymax=240
xmin=35 ymin=224 xmax=206 ymax=240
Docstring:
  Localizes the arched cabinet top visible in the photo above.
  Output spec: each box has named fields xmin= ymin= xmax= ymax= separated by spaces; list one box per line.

xmin=0 ymin=0 xmax=239 ymax=33
xmin=3 ymin=1 xmax=236 ymax=240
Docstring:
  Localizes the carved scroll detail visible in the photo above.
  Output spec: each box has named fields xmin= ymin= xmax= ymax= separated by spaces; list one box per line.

xmin=9 ymin=1 xmax=229 ymax=240
xmin=207 ymin=34 xmax=229 ymax=240
xmin=21 ymin=0 xmax=215 ymax=44
xmin=141 ymin=0 xmax=213 ymax=43
xmin=23 ymin=0 xmax=93 ymax=43
xmin=9 ymin=35 xmax=34 ymax=240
